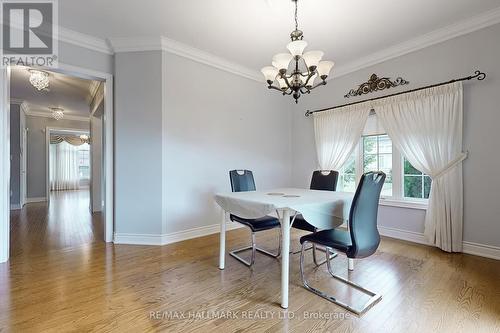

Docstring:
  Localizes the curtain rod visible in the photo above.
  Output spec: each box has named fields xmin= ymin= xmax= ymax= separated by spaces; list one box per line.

xmin=304 ymin=70 xmax=486 ymax=117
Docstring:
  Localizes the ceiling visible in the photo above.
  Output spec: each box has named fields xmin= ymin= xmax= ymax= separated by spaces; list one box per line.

xmin=59 ymin=0 xmax=500 ymax=72
xmin=10 ymin=66 xmax=97 ymax=117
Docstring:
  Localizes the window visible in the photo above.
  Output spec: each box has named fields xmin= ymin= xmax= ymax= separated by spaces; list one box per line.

xmin=335 ymin=114 xmax=430 ymax=208
xmin=78 ymin=143 xmax=90 ymax=180
xmin=362 ymin=134 xmax=393 ymax=197
xmin=339 ymin=152 xmax=356 ymax=192
xmin=403 ymin=158 xmax=431 ymax=199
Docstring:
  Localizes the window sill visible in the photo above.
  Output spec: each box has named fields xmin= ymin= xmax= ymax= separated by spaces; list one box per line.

xmin=379 ymin=198 xmax=428 ymax=210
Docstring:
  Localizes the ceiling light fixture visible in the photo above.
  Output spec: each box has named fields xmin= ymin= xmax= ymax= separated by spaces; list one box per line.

xmin=29 ymin=69 xmax=50 ymax=91
xmin=79 ymin=134 xmax=90 ymax=143
xmin=261 ymin=0 xmax=334 ymax=103
xmin=50 ymin=107 xmax=64 ymax=120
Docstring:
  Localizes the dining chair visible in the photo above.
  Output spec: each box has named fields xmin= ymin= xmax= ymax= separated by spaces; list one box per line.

xmin=228 ymin=170 xmax=281 ymax=267
xmin=291 ymin=170 xmax=339 ymax=265
xmin=299 ymin=171 xmax=386 ymax=315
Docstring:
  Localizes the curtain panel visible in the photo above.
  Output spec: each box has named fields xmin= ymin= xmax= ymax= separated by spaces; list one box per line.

xmin=49 ymin=141 xmax=81 ymax=191
xmin=313 ymin=103 xmax=371 ymax=171
xmin=375 ymin=82 xmax=465 ymax=252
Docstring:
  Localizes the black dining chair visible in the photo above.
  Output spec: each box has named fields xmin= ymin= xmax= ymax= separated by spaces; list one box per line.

xmin=299 ymin=171 xmax=386 ymax=315
xmin=227 ymin=170 xmax=281 ymax=267
xmin=291 ymin=170 xmax=339 ymax=264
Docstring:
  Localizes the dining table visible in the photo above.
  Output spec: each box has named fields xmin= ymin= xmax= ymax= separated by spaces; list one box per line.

xmin=214 ymin=188 xmax=355 ymax=309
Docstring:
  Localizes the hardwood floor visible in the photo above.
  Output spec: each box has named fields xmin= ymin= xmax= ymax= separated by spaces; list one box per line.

xmin=1 ymin=197 xmax=500 ymax=332
xmin=9 ymin=190 xmax=102 ymax=257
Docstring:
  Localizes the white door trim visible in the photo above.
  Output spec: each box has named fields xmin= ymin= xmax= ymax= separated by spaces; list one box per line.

xmin=49 ymin=62 xmax=114 ymax=243
xmin=0 ymin=63 xmax=114 ymax=264
xmin=0 ymin=67 xmax=10 ymax=263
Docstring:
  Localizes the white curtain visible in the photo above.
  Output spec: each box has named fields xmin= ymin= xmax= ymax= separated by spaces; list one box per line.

xmin=375 ymin=82 xmax=465 ymax=252
xmin=314 ymin=103 xmax=371 ymax=170
xmin=50 ymin=141 xmax=80 ymax=191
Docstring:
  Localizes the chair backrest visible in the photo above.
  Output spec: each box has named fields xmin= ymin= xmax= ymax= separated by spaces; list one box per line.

xmin=347 ymin=171 xmax=386 ymax=259
xmin=310 ymin=170 xmax=339 ymax=191
xmin=229 ymin=170 xmax=256 ymax=192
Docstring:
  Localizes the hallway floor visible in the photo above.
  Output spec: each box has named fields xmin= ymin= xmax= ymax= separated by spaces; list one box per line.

xmin=9 ymin=190 xmax=102 ymax=257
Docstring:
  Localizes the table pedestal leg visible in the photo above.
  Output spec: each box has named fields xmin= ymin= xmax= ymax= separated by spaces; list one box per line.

xmin=219 ymin=210 xmax=227 ymax=270
xmin=281 ymin=209 xmax=291 ymax=309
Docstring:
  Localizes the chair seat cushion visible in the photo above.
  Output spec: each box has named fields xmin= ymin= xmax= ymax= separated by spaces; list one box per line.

xmin=300 ymin=229 xmax=352 ymax=253
xmin=290 ymin=214 xmax=317 ymax=232
xmin=230 ymin=214 xmax=280 ymax=232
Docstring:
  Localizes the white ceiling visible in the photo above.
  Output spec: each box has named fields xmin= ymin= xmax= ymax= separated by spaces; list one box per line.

xmin=10 ymin=66 xmax=96 ymax=117
xmin=59 ymin=0 xmax=500 ymax=71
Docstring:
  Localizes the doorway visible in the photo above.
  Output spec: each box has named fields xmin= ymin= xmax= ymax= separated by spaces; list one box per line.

xmin=0 ymin=63 xmax=114 ymax=263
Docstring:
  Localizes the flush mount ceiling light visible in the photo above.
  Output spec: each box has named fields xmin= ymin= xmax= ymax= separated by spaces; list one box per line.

xmin=50 ymin=107 xmax=64 ymax=120
xmin=261 ymin=0 xmax=334 ymax=103
xmin=28 ymin=69 xmax=50 ymax=91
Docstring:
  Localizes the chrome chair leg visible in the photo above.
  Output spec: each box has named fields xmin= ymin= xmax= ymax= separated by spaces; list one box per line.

xmin=299 ymin=241 xmax=382 ymax=315
xmin=312 ymin=244 xmax=337 ymax=266
xmin=229 ymin=227 xmax=281 ymax=267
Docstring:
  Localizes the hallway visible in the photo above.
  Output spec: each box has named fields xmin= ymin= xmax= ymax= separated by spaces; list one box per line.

xmin=9 ymin=190 xmax=102 ymax=257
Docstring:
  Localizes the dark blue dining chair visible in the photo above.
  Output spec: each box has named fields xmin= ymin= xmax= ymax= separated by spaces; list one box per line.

xmin=299 ymin=171 xmax=386 ymax=315
xmin=228 ymin=170 xmax=281 ymax=267
xmin=291 ymin=170 xmax=339 ymax=264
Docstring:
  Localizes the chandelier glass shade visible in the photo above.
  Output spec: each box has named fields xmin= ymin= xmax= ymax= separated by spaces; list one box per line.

xmin=50 ymin=107 xmax=64 ymax=120
xmin=261 ymin=0 xmax=334 ymax=103
xmin=29 ymin=69 xmax=50 ymax=91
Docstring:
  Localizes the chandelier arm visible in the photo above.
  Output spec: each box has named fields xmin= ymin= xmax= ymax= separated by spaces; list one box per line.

xmin=308 ymin=80 xmax=327 ymax=91
xmin=267 ymin=85 xmax=285 ymax=92
xmin=281 ymin=74 xmax=294 ymax=90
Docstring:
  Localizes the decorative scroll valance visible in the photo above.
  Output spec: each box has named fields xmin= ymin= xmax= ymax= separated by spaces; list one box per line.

xmin=50 ymin=135 xmax=89 ymax=146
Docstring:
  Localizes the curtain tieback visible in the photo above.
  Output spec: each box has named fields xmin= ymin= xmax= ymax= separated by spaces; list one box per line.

xmin=431 ymin=152 xmax=468 ymax=180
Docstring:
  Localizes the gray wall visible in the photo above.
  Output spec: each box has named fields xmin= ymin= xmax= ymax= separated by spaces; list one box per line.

xmin=9 ymin=104 xmax=20 ymax=207
xmin=291 ymin=23 xmax=500 ymax=247
xmin=114 ymin=51 xmax=164 ymax=235
xmin=59 ymin=41 xmax=114 ymax=75
xmin=163 ymin=53 xmax=292 ymax=233
xmin=90 ymin=109 xmax=103 ymax=212
xmin=25 ymin=116 xmax=89 ymax=199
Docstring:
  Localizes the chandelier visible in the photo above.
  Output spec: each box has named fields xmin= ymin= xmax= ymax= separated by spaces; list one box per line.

xmin=29 ymin=69 xmax=50 ymax=91
xmin=50 ymin=107 xmax=64 ymax=120
xmin=79 ymin=134 xmax=90 ymax=144
xmin=261 ymin=0 xmax=334 ymax=103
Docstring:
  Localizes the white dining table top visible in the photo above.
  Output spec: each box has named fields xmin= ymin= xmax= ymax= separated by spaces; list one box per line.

xmin=215 ymin=188 xmax=354 ymax=230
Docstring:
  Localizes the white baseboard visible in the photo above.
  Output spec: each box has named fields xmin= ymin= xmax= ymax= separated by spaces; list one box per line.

xmin=114 ymin=222 xmax=499 ymax=261
xmin=379 ymin=226 xmax=500 ymax=260
xmin=114 ymin=222 xmax=244 ymax=246
xmin=25 ymin=197 xmax=46 ymax=203
xmin=10 ymin=204 xmax=21 ymax=210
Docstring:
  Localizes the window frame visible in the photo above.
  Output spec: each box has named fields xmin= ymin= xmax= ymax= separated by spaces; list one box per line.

xmin=338 ymin=134 xmax=428 ymax=210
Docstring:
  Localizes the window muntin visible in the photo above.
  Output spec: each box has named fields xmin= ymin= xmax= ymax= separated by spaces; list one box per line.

xmin=78 ymin=143 xmax=90 ymax=180
xmin=403 ymin=158 xmax=431 ymax=199
xmin=339 ymin=152 xmax=356 ymax=193
xmin=362 ymin=134 xmax=393 ymax=197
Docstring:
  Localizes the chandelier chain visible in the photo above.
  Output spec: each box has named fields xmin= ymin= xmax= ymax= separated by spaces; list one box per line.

xmin=294 ymin=0 xmax=298 ymax=31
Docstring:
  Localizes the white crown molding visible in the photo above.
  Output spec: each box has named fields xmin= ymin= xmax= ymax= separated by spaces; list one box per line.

xmin=161 ymin=37 xmax=262 ymax=82
xmin=57 ymin=26 xmax=114 ymax=55
xmin=333 ymin=6 xmax=500 ymax=78
xmin=24 ymin=106 xmax=90 ymax=122
xmin=10 ymin=98 xmax=24 ymax=105
xmin=109 ymin=36 xmax=262 ymax=82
